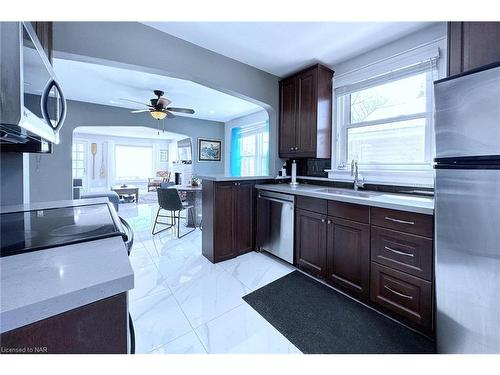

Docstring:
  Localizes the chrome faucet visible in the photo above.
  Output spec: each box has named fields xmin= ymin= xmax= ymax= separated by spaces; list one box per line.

xmin=350 ymin=159 xmax=364 ymax=191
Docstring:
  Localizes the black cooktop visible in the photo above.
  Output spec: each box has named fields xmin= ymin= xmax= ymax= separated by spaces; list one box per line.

xmin=0 ymin=203 xmax=125 ymax=258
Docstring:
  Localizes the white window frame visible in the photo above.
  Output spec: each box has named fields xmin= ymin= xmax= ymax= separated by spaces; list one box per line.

xmin=72 ymin=139 xmax=88 ymax=191
xmin=329 ymin=41 xmax=445 ymax=187
xmin=114 ymin=144 xmax=153 ymax=181
xmin=236 ymin=120 xmax=269 ymax=177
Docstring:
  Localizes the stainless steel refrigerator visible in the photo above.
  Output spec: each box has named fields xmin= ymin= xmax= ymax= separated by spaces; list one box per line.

xmin=434 ymin=63 xmax=500 ymax=353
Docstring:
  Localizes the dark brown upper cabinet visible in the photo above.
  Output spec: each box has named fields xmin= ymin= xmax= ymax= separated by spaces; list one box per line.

xmin=279 ymin=64 xmax=333 ymax=159
xmin=448 ymin=22 xmax=500 ymax=76
xmin=30 ymin=22 xmax=53 ymax=64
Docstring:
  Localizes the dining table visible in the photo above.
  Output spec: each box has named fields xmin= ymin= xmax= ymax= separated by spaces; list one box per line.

xmin=168 ymin=184 xmax=202 ymax=228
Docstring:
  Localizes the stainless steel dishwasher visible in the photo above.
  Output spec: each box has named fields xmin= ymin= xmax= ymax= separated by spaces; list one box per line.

xmin=256 ymin=190 xmax=295 ymax=264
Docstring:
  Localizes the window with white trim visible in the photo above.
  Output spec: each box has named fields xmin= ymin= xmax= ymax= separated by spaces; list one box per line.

xmin=115 ymin=145 xmax=153 ymax=180
xmin=331 ymin=43 xmax=443 ymax=186
xmin=230 ymin=121 xmax=269 ymax=177
xmin=336 ymin=64 xmax=436 ymax=170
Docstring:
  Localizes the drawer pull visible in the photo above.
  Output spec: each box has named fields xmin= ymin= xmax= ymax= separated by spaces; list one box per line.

xmin=384 ymin=246 xmax=414 ymax=257
xmin=384 ymin=285 xmax=414 ymax=300
xmin=384 ymin=216 xmax=415 ymax=225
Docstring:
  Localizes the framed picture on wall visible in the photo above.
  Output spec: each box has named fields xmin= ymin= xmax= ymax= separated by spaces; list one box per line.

xmin=198 ymin=138 xmax=222 ymax=162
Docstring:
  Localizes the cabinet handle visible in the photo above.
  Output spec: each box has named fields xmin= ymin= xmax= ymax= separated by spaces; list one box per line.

xmin=327 ymin=220 xmax=332 ymax=224
xmin=384 ymin=216 xmax=415 ymax=225
xmin=290 ymin=147 xmax=294 ymax=151
xmin=296 ymin=147 xmax=299 ymax=151
xmin=384 ymin=285 xmax=413 ymax=300
xmin=384 ymin=246 xmax=414 ymax=257
xmin=321 ymin=218 xmax=325 ymax=223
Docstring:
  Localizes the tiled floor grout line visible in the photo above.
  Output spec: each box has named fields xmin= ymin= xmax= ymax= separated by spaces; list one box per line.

xmin=125 ymin=203 xmax=298 ymax=354
xmin=159 ymin=254 xmax=250 ymax=353
xmin=218 ymin=262 xmax=256 ymax=292
xmin=132 ymin=250 xmax=199 ymax=353
xmin=137 ymin=227 xmax=209 ymax=354
xmin=167 ymin=276 xmax=209 ymax=354
xmin=188 ymin=300 xmax=249 ymax=354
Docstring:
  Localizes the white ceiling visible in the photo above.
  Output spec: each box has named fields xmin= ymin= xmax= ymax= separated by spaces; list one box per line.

xmin=53 ymin=58 xmax=263 ymax=122
xmin=144 ymin=22 xmax=433 ymax=77
xmin=74 ymin=126 xmax=188 ymax=141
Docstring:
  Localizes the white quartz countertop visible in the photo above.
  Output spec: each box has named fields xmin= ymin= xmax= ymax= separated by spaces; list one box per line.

xmin=0 ymin=197 xmax=112 ymax=213
xmin=0 ymin=200 xmax=134 ymax=333
xmin=255 ymin=183 xmax=434 ymax=215
xmin=199 ymin=175 xmax=275 ymax=182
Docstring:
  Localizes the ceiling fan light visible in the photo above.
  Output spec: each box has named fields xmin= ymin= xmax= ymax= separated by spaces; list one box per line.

xmin=150 ymin=110 xmax=167 ymax=120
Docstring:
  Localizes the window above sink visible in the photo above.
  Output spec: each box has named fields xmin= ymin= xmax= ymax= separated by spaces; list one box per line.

xmin=329 ymin=40 xmax=446 ymax=188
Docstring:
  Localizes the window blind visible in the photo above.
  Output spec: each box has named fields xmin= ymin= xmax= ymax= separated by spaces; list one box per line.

xmin=335 ymin=58 xmax=438 ymax=96
xmin=334 ymin=43 xmax=441 ymax=96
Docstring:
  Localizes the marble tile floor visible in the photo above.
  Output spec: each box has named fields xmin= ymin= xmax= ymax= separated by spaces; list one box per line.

xmin=121 ymin=203 xmax=300 ymax=354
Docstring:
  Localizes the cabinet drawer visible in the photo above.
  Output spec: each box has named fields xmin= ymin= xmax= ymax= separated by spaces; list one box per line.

xmin=371 ymin=207 xmax=433 ymax=237
xmin=327 ymin=200 xmax=369 ymax=223
xmin=370 ymin=262 xmax=433 ymax=330
xmin=296 ymin=196 xmax=327 ymax=214
xmin=371 ymin=227 xmax=433 ymax=281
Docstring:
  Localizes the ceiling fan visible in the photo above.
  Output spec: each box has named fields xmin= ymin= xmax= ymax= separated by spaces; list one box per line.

xmin=120 ymin=90 xmax=195 ymax=120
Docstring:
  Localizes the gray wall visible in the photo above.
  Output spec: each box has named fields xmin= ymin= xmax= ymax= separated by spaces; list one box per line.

xmin=53 ymin=22 xmax=282 ymax=175
xmin=29 ymin=99 xmax=224 ymax=202
xmin=0 ymin=153 xmax=24 ymax=205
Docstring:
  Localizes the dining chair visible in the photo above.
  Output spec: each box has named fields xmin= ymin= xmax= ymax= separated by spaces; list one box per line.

xmin=151 ymin=187 xmax=196 ymax=238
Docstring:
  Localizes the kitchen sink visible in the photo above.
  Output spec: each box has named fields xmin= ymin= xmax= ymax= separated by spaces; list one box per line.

xmin=314 ymin=188 xmax=376 ymax=198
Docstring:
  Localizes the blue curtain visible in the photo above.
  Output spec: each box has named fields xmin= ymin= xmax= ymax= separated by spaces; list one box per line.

xmin=230 ymin=127 xmax=242 ymax=177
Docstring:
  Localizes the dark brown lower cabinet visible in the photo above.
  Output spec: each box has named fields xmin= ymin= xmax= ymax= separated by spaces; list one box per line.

xmin=234 ymin=182 xmax=254 ymax=255
xmin=295 ymin=209 xmax=370 ymax=301
xmin=202 ymin=180 xmax=257 ymax=263
xmin=371 ymin=226 xmax=433 ymax=281
xmin=293 ymin=197 xmax=435 ymax=333
xmin=213 ymin=182 xmax=236 ymax=261
xmin=370 ymin=262 xmax=433 ymax=331
xmin=326 ymin=217 xmax=370 ymax=301
xmin=0 ymin=293 xmax=128 ymax=354
xmin=295 ymin=208 xmax=327 ymax=277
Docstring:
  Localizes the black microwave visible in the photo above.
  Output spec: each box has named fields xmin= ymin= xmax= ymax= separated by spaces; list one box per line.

xmin=0 ymin=22 xmax=66 ymax=153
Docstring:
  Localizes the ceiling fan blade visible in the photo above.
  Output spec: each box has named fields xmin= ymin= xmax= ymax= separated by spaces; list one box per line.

xmin=166 ymin=107 xmax=195 ymax=114
xmin=131 ymin=109 xmax=150 ymax=113
xmin=119 ymin=98 xmax=151 ymax=107
xmin=165 ymin=111 xmax=176 ymax=119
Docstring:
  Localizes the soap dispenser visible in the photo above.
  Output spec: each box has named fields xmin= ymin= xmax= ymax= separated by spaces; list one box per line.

xmin=290 ymin=160 xmax=298 ymax=186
